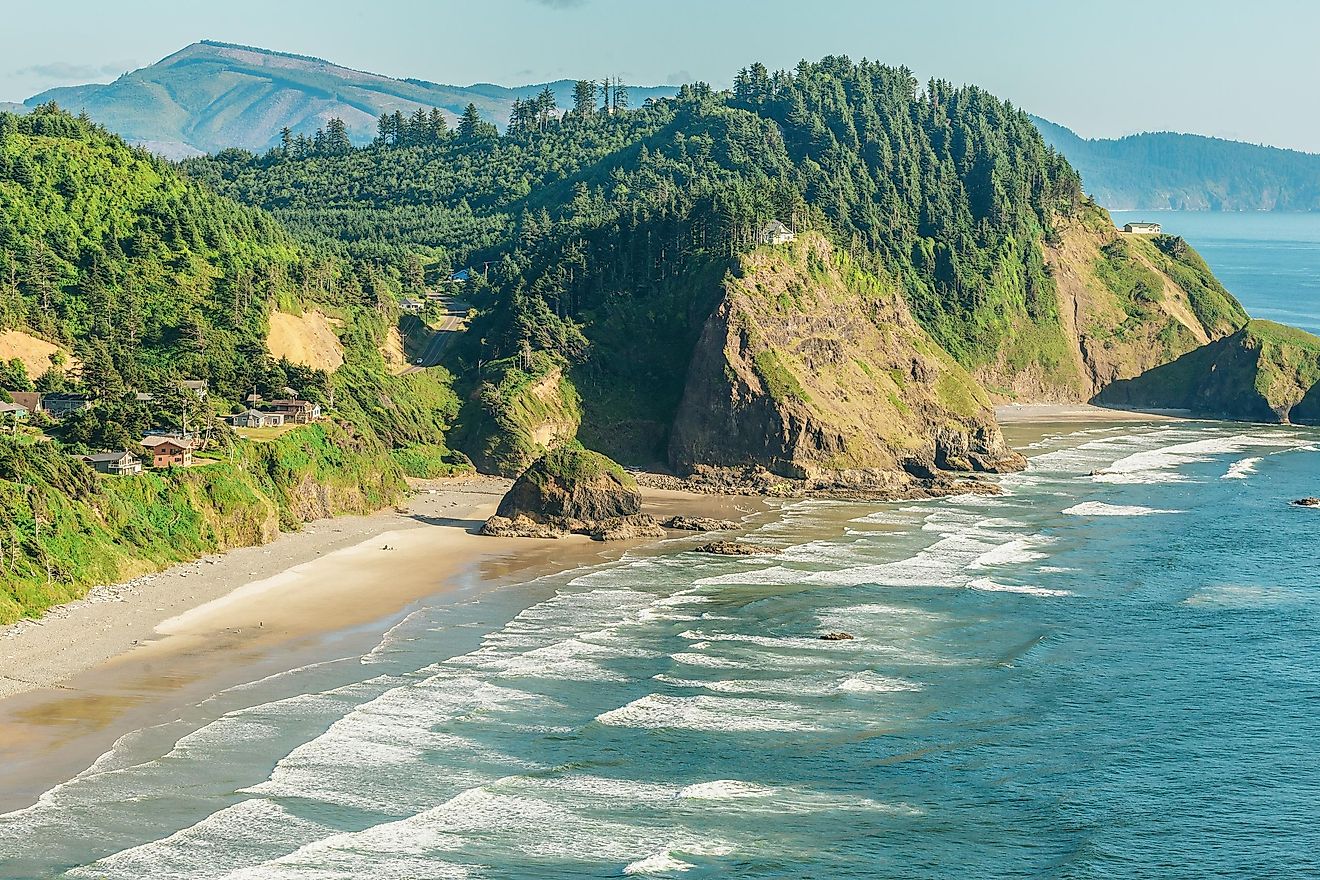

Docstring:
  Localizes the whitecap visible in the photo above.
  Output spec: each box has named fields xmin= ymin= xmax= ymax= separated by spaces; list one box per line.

xmin=1062 ymin=501 xmax=1181 ymax=516
xmin=625 ymin=852 xmax=696 ymax=874
xmin=595 ymin=694 xmax=819 ymax=732
xmin=968 ymin=578 xmax=1071 ymax=597
xmin=1223 ymin=457 xmax=1263 ymax=480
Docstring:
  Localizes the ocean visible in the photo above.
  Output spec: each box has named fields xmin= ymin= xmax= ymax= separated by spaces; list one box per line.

xmin=2 ymin=215 xmax=1320 ymax=878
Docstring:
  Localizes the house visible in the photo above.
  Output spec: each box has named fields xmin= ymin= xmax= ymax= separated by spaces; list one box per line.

xmin=401 ymin=298 xmax=424 ymax=313
xmin=80 ymin=450 xmax=143 ymax=476
xmin=179 ymin=379 xmax=209 ymax=399
xmin=757 ymin=220 xmax=796 ymax=246
xmin=8 ymin=392 xmax=41 ymax=413
xmin=133 ymin=391 xmax=156 ymax=403
xmin=0 ymin=401 xmax=29 ymax=430
xmin=265 ymin=399 xmax=321 ymax=424
xmin=141 ymin=435 xmax=195 ymax=469
xmin=1123 ymin=222 xmax=1162 ymax=234
xmin=228 ymin=409 xmax=286 ymax=429
xmin=449 ymin=269 xmax=472 ymax=284
xmin=42 ymin=393 xmax=91 ymax=417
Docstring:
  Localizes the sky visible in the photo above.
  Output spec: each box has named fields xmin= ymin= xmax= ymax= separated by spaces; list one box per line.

xmin=6 ymin=0 xmax=1320 ymax=152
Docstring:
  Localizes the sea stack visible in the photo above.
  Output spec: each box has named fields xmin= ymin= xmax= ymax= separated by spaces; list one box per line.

xmin=481 ymin=443 xmax=665 ymax=540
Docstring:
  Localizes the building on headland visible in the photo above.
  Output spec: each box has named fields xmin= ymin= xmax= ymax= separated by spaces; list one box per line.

xmin=1123 ymin=222 xmax=1162 ymax=234
xmin=757 ymin=220 xmax=796 ymax=246
xmin=8 ymin=391 xmax=42 ymax=413
xmin=41 ymin=393 xmax=91 ymax=418
xmin=178 ymin=379 xmax=209 ymax=399
xmin=80 ymin=450 xmax=143 ymax=476
xmin=141 ymin=435 xmax=195 ymax=469
xmin=228 ymin=409 xmax=286 ymax=429
xmin=0 ymin=401 xmax=29 ymax=429
xmin=265 ymin=399 xmax=321 ymax=424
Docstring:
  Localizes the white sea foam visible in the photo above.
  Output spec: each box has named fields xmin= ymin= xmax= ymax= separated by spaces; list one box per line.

xmin=1223 ymin=456 xmax=1263 ymax=479
xmin=678 ymin=779 xmax=776 ymax=799
xmin=1095 ymin=434 xmax=1307 ymax=484
xmin=596 ymin=694 xmax=819 ymax=732
xmin=625 ymin=852 xmax=697 ymax=874
xmin=968 ymin=578 xmax=1071 ymax=598
xmin=837 ymin=671 xmax=923 ymax=693
xmin=1182 ymin=584 xmax=1294 ymax=608
xmin=1062 ymin=501 xmax=1181 ymax=517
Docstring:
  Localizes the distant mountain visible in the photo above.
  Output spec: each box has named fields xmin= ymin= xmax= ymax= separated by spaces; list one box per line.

xmin=1032 ymin=115 xmax=1320 ymax=211
xmin=24 ymin=41 xmax=678 ymax=159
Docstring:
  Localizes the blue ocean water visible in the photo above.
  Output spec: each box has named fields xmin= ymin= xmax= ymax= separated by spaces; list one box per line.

xmin=1111 ymin=210 xmax=1320 ymax=333
xmin=1 ymin=421 xmax=1318 ymax=878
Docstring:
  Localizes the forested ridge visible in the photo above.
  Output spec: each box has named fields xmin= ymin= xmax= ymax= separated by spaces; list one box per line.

xmin=191 ymin=56 xmax=1085 ymax=466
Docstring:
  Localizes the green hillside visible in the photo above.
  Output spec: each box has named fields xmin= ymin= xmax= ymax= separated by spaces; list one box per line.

xmin=27 ymin=41 xmax=677 ymax=158
xmin=0 ymin=106 xmax=465 ymax=622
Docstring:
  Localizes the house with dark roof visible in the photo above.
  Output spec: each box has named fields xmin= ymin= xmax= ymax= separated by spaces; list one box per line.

xmin=228 ymin=409 xmax=286 ymax=429
xmin=80 ymin=450 xmax=143 ymax=476
xmin=265 ymin=399 xmax=321 ymax=424
xmin=757 ymin=220 xmax=796 ymax=246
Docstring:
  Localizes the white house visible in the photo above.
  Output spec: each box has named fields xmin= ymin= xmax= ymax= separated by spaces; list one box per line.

xmin=1123 ymin=222 xmax=1162 ymax=234
xmin=757 ymin=220 xmax=796 ymax=246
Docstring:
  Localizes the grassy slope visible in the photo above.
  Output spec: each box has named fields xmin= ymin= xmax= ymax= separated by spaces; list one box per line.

xmin=1007 ymin=200 xmax=1248 ymax=401
xmin=0 ymin=422 xmax=405 ymax=624
xmin=1095 ymin=320 xmax=1320 ymax=422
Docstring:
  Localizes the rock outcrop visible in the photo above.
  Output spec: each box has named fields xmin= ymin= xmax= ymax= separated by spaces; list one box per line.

xmin=664 ymin=515 xmax=739 ymax=532
xmin=668 ymin=233 xmax=1024 ymax=496
xmin=481 ymin=442 xmax=664 ymax=541
xmin=694 ymin=541 xmax=772 ymax=556
xmin=1095 ymin=320 xmax=1320 ymax=423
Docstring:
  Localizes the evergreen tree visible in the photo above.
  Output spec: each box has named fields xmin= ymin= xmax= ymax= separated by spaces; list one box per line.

xmin=458 ymin=103 xmax=482 ymax=139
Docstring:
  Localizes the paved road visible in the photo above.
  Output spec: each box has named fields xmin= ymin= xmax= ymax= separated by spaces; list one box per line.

xmin=403 ymin=299 xmax=469 ymax=374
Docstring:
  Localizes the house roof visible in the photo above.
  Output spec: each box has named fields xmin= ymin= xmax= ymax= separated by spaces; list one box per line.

xmin=82 ymin=451 xmax=138 ymax=464
xmin=179 ymin=379 xmax=209 ymax=389
xmin=760 ymin=220 xmax=792 ymax=234
xmin=267 ymin=399 xmax=314 ymax=408
xmin=142 ymin=435 xmax=196 ymax=449
xmin=0 ymin=402 xmax=28 ymax=413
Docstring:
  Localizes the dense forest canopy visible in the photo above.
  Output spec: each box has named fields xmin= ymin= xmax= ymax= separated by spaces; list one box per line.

xmin=188 ymin=56 xmax=1082 ymax=463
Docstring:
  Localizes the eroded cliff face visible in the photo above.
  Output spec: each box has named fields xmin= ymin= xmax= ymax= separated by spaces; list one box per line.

xmin=981 ymin=203 xmax=1248 ymax=402
xmin=668 ymin=234 xmax=1023 ymax=494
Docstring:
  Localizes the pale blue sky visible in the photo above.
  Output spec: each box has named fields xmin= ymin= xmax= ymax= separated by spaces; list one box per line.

xmin=7 ymin=0 xmax=1319 ymax=151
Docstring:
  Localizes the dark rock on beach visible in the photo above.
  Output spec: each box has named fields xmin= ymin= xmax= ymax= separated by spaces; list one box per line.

xmin=695 ymin=541 xmax=772 ymax=556
xmin=664 ymin=515 xmax=739 ymax=532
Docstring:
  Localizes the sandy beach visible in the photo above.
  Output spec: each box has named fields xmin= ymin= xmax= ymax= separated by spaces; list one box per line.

xmin=994 ymin=403 xmax=1190 ymax=423
xmin=0 ymin=476 xmax=756 ymax=812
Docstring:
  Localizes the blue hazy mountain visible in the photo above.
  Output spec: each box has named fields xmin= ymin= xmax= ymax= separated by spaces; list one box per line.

xmin=24 ymin=41 xmax=678 ymax=158
xmin=1032 ymin=115 xmax=1320 ymax=211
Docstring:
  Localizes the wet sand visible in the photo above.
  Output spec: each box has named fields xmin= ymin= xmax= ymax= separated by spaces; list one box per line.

xmin=0 ymin=478 xmax=755 ymax=813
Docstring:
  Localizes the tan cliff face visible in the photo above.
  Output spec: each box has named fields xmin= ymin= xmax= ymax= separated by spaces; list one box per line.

xmin=668 ymin=234 xmax=1023 ymax=490
xmin=975 ymin=203 xmax=1247 ymax=402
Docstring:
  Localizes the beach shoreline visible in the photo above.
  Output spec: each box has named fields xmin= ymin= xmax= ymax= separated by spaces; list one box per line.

xmin=0 ymin=476 xmax=758 ymax=813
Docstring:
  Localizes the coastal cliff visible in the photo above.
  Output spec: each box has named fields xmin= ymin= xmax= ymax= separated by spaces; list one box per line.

xmin=668 ymin=234 xmax=1023 ymax=494
xmin=1096 ymin=320 xmax=1320 ymax=423
xmin=974 ymin=201 xmax=1248 ymax=402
